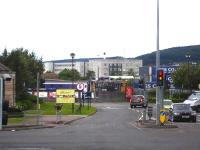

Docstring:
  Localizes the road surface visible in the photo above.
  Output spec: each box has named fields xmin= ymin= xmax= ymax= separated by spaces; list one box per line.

xmin=0 ymin=103 xmax=200 ymax=150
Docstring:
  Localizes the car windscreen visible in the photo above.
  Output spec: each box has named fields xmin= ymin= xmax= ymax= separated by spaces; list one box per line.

xmin=173 ymin=104 xmax=190 ymax=110
xmin=164 ymin=100 xmax=172 ymax=105
xmin=188 ymin=93 xmax=200 ymax=100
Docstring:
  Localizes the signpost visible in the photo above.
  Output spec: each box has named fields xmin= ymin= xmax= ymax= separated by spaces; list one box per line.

xmin=55 ymin=89 xmax=75 ymax=123
xmin=77 ymin=83 xmax=84 ymax=113
xmin=56 ymin=89 xmax=75 ymax=104
xmin=82 ymin=92 xmax=92 ymax=109
xmin=77 ymin=83 xmax=84 ymax=91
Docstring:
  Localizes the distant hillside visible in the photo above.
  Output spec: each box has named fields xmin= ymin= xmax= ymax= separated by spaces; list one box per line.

xmin=135 ymin=45 xmax=200 ymax=66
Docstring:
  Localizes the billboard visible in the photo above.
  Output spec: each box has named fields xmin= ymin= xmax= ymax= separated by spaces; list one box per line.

xmin=56 ymin=89 xmax=75 ymax=103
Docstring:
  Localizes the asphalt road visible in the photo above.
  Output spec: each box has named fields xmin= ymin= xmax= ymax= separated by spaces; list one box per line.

xmin=0 ymin=102 xmax=200 ymax=150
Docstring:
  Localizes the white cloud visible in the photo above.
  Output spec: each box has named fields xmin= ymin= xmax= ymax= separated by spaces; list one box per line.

xmin=0 ymin=0 xmax=199 ymax=61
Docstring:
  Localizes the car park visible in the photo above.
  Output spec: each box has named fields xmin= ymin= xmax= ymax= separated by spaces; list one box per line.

xmin=183 ymin=91 xmax=200 ymax=112
xmin=168 ymin=103 xmax=196 ymax=122
xmin=130 ymin=95 xmax=147 ymax=108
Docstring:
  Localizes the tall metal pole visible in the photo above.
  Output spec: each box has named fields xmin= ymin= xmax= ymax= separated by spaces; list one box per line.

xmin=70 ymin=53 xmax=75 ymax=113
xmin=36 ymin=72 xmax=40 ymax=125
xmin=156 ymin=0 xmax=160 ymax=125
xmin=0 ymin=78 xmax=3 ymax=130
xmin=185 ymin=53 xmax=191 ymax=92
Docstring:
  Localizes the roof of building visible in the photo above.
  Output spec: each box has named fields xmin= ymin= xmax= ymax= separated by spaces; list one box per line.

xmin=0 ymin=63 xmax=12 ymax=73
xmin=44 ymin=57 xmax=137 ymax=63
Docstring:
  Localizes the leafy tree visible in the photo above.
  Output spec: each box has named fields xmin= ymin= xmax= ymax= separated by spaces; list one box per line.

xmin=86 ymin=70 xmax=95 ymax=80
xmin=58 ymin=68 xmax=81 ymax=80
xmin=0 ymin=48 xmax=44 ymax=100
xmin=171 ymin=64 xmax=200 ymax=90
xmin=127 ymin=68 xmax=135 ymax=77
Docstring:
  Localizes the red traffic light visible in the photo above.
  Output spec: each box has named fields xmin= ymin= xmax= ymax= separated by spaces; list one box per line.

xmin=157 ymin=69 xmax=164 ymax=86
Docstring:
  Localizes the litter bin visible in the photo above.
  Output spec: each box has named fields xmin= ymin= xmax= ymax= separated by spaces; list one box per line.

xmin=2 ymin=100 xmax=9 ymax=125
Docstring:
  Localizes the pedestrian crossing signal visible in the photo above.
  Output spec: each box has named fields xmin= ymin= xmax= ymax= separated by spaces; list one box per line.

xmin=157 ymin=69 xmax=164 ymax=86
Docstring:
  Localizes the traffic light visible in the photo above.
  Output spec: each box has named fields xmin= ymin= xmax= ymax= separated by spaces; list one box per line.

xmin=157 ymin=69 xmax=164 ymax=86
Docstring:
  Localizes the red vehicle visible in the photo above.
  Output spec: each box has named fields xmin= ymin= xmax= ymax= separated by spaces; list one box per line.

xmin=130 ymin=95 xmax=147 ymax=108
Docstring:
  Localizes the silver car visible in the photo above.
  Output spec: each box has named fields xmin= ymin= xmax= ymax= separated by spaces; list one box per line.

xmin=184 ymin=91 xmax=200 ymax=112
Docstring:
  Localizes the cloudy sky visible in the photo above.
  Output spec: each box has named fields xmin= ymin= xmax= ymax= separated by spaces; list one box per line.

xmin=0 ymin=0 xmax=200 ymax=61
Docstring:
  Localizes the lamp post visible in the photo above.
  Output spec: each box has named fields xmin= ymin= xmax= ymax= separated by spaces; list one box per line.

xmin=185 ymin=52 xmax=191 ymax=92
xmin=70 ymin=53 xmax=75 ymax=113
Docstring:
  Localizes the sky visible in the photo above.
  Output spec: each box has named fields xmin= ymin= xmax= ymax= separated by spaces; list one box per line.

xmin=0 ymin=0 xmax=200 ymax=61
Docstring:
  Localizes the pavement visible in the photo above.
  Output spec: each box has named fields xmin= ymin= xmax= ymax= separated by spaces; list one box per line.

xmin=135 ymin=119 xmax=178 ymax=128
xmin=131 ymin=106 xmax=178 ymax=129
xmin=2 ymin=115 xmax=87 ymax=131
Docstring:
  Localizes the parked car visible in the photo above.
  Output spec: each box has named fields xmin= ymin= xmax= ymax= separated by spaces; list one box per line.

xmin=168 ymin=103 xmax=196 ymax=122
xmin=130 ymin=95 xmax=147 ymax=108
xmin=183 ymin=91 xmax=200 ymax=112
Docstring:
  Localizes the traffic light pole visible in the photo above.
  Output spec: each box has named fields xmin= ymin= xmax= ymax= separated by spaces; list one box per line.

xmin=156 ymin=0 xmax=160 ymax=125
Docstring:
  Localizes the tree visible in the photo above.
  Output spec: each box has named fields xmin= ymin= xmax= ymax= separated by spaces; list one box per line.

xmin=171 ymin=64 xmax=200 ymax=90
xmin=127 ymin=68 xmax=135 ymax=77
xmin=58 ymin=68 xmax=81 ymax=80
xmin=86 ymin=70 xmax=95 ymax=80
xmin=0 ymin=48 xmax=44 ymax=100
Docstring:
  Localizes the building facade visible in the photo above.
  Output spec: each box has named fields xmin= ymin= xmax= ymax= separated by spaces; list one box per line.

xmin=88 ymin=57 xmax=142 ymax=79
xmin=0 ymin=63 xmax=16 ymax=107
xmin=44 ymin=57 xmax=143 ymax=80
xmin=44 ymin=59 xmax=89 ymax=77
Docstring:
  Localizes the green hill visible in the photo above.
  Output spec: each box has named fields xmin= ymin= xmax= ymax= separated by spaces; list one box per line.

xmin=135 ymin=45 xmax=200 ymax=66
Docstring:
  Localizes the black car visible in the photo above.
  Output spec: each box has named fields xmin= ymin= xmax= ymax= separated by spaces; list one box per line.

xmin=168 ymin=103 xmax=196 ymax=122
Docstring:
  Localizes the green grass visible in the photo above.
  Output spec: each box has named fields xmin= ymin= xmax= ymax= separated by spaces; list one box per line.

xmin=25 ymin=102 xmax=96 ymax=115
xmin=8 ymin=118 xmax=25 ymax=124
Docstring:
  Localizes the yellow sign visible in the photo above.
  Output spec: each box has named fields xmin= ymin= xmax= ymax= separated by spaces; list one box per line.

xmin=56 ymin=89 xmax=75 ymax=103
xmin=160 ymin=109 xmax=166 ymax=125
xmin=198 ymin=84 xmax=200 ymax=90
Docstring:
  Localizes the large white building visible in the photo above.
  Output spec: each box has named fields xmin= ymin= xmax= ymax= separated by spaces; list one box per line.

xmin=44 ymin=57 xmax=142 ymax=79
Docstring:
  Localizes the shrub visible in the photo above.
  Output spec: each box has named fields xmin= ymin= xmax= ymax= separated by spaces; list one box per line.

xmin=7 ymin=107 xmax=24 ymax=118
xmin=16 ymin=93 xmax=37 ymax=110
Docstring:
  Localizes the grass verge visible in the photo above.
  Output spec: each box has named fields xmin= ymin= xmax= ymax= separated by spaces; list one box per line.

xmin=7 ymin=102 xmax=96 ymax=125
xmin=25 ymin=102 xmax=96 ymax=115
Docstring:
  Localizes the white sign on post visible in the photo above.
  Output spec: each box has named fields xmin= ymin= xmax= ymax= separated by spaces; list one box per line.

xmin=77 ymin=83 xmax=84 ymax=91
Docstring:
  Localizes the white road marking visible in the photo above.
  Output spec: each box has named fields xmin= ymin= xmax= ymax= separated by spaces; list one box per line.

xmin=129 ymin=122 xmax=143 ymax=132
xmin=102 ymin=106 xmax=122 ymax=110
xmin=10 ymin=148 xmax=51 ymax=150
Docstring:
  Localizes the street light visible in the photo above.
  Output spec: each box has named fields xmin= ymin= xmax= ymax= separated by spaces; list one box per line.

xmin=70 ymin=53 xmax=75 ymax=113
xmin=185 ymin=52 xmax=191 ymax=91
xmin=70 ymin=53 xmax=75 ymax=89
